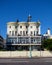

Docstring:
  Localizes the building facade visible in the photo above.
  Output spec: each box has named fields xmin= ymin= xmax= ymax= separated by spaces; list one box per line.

xmin=0 ymin=35 xmax=4 ymax=49
xmin=43 ymin=28 xmax=51 ymax=39
xmin=6 ymin=16 xmax=41 ymax=50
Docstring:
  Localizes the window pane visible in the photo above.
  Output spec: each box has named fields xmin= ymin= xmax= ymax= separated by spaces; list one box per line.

xmin=37 ymin=31 xmax=38 ymax=35
xmin=26 ymin=31 xmax=28 ymax=35
xmin=31 ymin=26 xmax=32 ymax=28
xmin=23 ymin=31 xmax=25 ymax=36
xmin=20 ymin=26 xmax=22 ymax=28
xmin=12 ymin=31 xmax=14 ymax=36
xmin=15 ymin=26 xmax=17 ymax=29
xmin=26 ymin=26 xmax=28 ymax=28
xmin=15 ymin=31 xmax=17 ymax=35
xmin=9 ymin=26 xmax=11 ymax=28
xmin=9 ymin=31 xmax=11 ymax=35
xmin=20 ymin=31 xmax=22 ymax=35
xmin=34 ymin=31 xmax=35 ymax=36
xmin=31 ymin=31 xmax=32 ymax=34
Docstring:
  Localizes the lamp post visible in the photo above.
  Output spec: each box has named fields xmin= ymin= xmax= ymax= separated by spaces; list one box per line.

xmin=29 ymin=36 xmax=32 ymax=58
xmin=40 ymin=45 xmax=41 ymax=57
xmin=40 ymin=36 xmax=42 ymax=57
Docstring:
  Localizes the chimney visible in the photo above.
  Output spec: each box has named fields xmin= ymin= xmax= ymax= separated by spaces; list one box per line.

xmin=47 ymin=28 xmax=51 ymax=35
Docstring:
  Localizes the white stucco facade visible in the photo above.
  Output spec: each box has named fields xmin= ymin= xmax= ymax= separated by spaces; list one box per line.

xmin=6 ymin=19 xmax=41 ymax=50
xmin=7 ymin=22 xmax=41 ymax=36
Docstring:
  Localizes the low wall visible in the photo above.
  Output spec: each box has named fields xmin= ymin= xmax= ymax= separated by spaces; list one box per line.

xmin=0 ymin=51 xmax=52 ymax=58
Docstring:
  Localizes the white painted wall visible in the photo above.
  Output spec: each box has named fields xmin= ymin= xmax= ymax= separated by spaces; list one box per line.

xmin=7 ymin=22 xmax=40 ymax=36
xmin=0 ymin=51 xmax=52 ymax=58
xmin=28 ymin=24 xmax=37 ymax=36
xmin=17 ymin=23 xmax=27 ymax=35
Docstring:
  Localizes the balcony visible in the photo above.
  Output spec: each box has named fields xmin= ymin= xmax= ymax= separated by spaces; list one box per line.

xmin=7 ymin=38 xmax=41 ymax=46
xmin=7 ymin=34 xmax=41 ymax=38
xmin=7 ymin=34 xmax=41 ymax=46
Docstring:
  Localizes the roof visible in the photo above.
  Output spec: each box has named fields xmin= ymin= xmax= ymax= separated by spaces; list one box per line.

xmin=7 ymin=21 xmax=40 ymax=25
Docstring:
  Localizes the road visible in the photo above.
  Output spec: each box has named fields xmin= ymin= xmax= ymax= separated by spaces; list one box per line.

xmin=0 ymin=57 xmax=52 ymax=65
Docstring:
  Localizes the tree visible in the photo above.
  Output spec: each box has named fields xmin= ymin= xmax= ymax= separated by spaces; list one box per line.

xmin=42 ymin=39 xmax=52 ymax=51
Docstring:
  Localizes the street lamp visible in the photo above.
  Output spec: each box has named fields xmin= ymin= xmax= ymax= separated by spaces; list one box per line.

xmin=40 ymin=36 xmax=42 ymax=57
xmin=29 ymin=36 xmax=32 ymax=58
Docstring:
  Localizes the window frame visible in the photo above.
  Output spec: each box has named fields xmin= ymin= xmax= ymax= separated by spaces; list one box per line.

xmin=20 ymin=26 xmax=22 ymax=28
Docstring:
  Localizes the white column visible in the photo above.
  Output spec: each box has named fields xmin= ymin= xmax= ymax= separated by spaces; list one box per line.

xmin=38 ymin=26 xmax=41 ymax=35
xmin=35 ymin=31 xmax=37 ymax=36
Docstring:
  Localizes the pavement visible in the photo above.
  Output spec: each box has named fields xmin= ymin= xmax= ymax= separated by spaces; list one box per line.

xmin=0 ymin=57 xmax=52 ymax=65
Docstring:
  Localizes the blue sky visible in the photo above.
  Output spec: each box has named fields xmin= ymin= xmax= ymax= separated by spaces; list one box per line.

xmin=0 ymin=0 xmax=52 ymax=38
